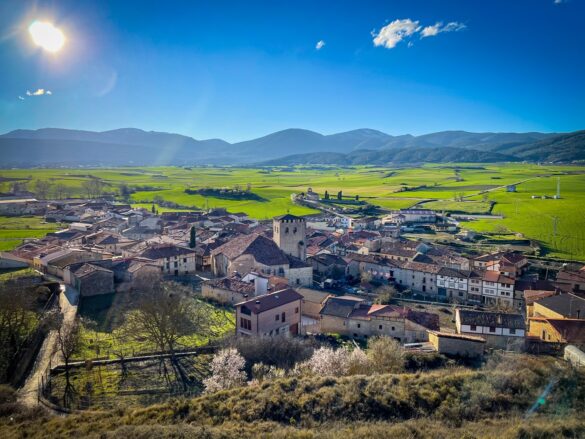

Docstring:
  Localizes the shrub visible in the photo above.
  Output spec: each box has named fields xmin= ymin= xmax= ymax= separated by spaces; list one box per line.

xmin=367 ymin=337 xmax=404 ymax=374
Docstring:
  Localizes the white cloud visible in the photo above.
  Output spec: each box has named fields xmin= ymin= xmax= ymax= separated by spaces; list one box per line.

xmin=554 ymin=0 xmax=564 ymax=4
xmin=421 ymin=23 xmax=441 ymax=38
xmin=372 ymin=19 xmax=420 ymax=49
xmin=315 ymin=40 xmax=326 ymax=50
xmin=421 ymin=21 xmax=466 ymax=38
xmin=373 ymin=18 xmax=466 ymax=49
xmin=18 ymin=96 xmax=25 ymax=100
xmin=25 ymin=88 xmax=51 ymax=96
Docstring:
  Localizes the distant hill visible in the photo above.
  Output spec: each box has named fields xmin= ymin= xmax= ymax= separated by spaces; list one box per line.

xmin=260 ymin=147 xmax=519 ymax=166
xmin=0 ymin=127 xmax=582 ymax=166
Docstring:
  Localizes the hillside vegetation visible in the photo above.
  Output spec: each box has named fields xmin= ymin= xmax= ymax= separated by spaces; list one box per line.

xmin=1 ymin=353 xmax=584 ymax=438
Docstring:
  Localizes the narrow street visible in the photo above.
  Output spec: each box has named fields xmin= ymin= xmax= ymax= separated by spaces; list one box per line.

xmin=17 ymin=283 xmax=79 ymax=407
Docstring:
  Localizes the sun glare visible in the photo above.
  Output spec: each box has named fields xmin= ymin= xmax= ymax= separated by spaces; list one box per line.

xmin=29 ymin=21 xmax=65 ymax=53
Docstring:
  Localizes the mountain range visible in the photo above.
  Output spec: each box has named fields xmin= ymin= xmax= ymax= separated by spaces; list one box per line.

xmin=0 ymin=127 xmax=583 ymax=167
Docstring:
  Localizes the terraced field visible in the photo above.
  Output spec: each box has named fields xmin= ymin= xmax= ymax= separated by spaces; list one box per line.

xmin=0 ymin=164 xmax=584 ymax=259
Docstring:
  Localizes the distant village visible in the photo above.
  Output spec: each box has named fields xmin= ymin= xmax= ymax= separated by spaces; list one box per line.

xmin=1 ymin=187 xmax=584 ymax=363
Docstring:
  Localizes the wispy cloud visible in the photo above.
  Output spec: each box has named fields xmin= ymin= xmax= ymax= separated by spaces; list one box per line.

xmin=372 ymin=19 xmax=420 ymax=49
xmin=18 ymin=96 xmax=25 ymax=101
xmin=373 ymin=18 xmax=466 ymax=49
xmin=421 ymin=21 xmax=466 ymax=38
xmin=25 ymin=88 xmax=52 ymax=97
xmin=315 ymin=40 xmax=326 ymax=50
xmin=554 ymin=0 xmax=564 ymax=4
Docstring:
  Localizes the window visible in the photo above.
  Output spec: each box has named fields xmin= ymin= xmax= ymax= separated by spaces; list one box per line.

xmin=296 ymin=279 xmax=300 ymax=285
xmin=293 ymin=227 xmax=297 ymax=233
xmin=281 ymin=312 xmax=286 ymax=323
xmin=470 ymin=325 xmax=477 ymax=331
xmin=285 ymin=227 xmax=289 ymax=234
xmin=391 ymin=326 xmax=395 ymax=331
xmin=183 ymin=258 xmax=187 ymax=263
xmin=295 ymin=307 xmax=299 ymax=314
xmin=275 ymin=314 xmax=279 ymax=321
xmin=240 ymin=318 xmax=251 ymax=330
xmin=174 ymin=261 xmax=178 ymax=268
xmin=489 ymin=327 xmax=496 ymax=333
xmin=379 ymin=325 xmax=383 ymax=330
xmin=509 ymin=328 xmax=516 ymax=334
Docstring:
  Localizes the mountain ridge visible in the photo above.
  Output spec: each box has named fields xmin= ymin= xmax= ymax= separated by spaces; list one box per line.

xmin=0 ymin=127 xmax=582 ymax=166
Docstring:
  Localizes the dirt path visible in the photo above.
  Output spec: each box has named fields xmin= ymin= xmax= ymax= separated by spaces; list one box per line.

xmin=18 ymin=283 xmax=79 ymax=407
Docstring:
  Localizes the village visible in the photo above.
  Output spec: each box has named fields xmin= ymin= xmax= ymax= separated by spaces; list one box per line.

xmin=1 ymin=186 xmax=584 ymax=410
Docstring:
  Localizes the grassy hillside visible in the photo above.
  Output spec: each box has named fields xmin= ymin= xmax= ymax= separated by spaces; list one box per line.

xmin=1 ymin=353 xmax=583 ymax=438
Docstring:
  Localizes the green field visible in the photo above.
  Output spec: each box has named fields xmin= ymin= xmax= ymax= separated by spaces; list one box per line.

xmin=1 ymin=164 xmax=584 ymax=260
xmin=0 ymin=216 xmax=58 ymax=251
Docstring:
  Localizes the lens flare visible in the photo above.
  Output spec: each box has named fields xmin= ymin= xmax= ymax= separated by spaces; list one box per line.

xmin=29 ymin=21 xmax=65 ymax=53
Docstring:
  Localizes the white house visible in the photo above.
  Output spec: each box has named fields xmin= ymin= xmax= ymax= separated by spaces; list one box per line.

xmin=482 ymin=271 xmax=515 ymax=307
xmin=437 ymin=267 xmax=469 ymax=303
xmin=455 ymin=308 xmax=525 ymax=351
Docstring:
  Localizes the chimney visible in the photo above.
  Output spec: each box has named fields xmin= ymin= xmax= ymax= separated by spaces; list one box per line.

xmin=254 ymin=276 xmax=268 ymax=296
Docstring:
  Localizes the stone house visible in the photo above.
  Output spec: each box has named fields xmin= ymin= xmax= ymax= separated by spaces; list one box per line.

xmin=394 ymin=261 xmax=440 ymax=298
xmin=319 ymin=296 xmax=439 ymax=343
xmin=137 ymin=244 xmax=197 ymax=276
xmin=296 ymin=287 xmax=332 ymax=319
xmin=202 ymin=273 xmax=267 ymax=305
xmin=211 ymin=233 xmax=313 ymax=287
xmin=428 ymin=331 xmax=486 ymax=358
xmin=69 ymin=263 xmax=114 ymax=297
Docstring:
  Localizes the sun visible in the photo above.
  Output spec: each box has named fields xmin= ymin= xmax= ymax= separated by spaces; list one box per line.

xmin=29 ymin=21 xmax=65 ymax=53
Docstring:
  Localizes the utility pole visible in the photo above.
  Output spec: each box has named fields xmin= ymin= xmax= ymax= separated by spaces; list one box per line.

xmin=552 ymin=216 xmax=559 ymax=239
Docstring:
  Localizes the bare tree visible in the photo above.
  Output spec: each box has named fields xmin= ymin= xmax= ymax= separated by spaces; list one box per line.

xmin=374 ymin=284 xmax=397 ymax=305
xmin=124 ymin=273 xmax=216 ymax=388
xmin=81 ymin=178 xmax=105 ymax=199
xmin=55 ymin=316 xmax=82 ymax=406
xmin=0 ymin=285 xmax=38 ymax=381
xmin=53 ymin=183 xmax=69 ymax=200
xmin=34 ymin=180 xmax=52 ymax=200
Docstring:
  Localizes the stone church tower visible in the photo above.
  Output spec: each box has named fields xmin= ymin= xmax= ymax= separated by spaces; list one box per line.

xmin=273 ymin=214 xmax=306 ymax=261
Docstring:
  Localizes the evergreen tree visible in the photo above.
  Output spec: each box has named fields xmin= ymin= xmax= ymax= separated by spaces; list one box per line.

xmin=337 ymin=190 xmax=343 ymax=200
xmin=324 ymin=190 xmax=329 ymax=200
xmin=151 ymin=204 xmax=156 ymax=214
xmin=189 ymin=226 xmax=196 ymax=249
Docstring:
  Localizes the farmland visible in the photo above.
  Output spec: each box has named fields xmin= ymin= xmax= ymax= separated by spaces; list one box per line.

xmin=0 ymin=216 xmax=57 ymax=251
xmin=0 ymin=164 xmax=584 ymax=260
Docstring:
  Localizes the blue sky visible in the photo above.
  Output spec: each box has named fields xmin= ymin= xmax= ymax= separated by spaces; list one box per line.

xmin=0 ymin=0 xmax=583 ymax=142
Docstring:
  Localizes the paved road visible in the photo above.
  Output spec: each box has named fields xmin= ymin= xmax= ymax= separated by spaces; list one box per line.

xmin=18 ymin=282 xmax=79 ymax=407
